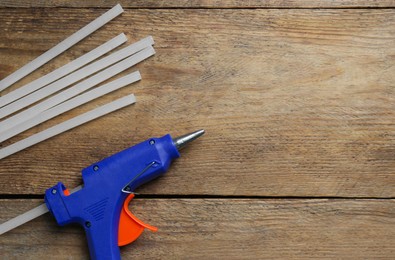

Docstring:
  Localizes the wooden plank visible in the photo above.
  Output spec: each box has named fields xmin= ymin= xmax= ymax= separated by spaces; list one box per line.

xmin=0 ymin=0 xmax=394 ymax=8
xmin=0 ymin=9 xmax=394 ymax=197
xmin=0 ymin=199 xmax=394 ymax=259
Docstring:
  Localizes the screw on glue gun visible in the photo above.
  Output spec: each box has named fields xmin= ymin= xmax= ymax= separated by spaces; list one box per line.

xmin=44 ymin=130 xmax=204 ymax=260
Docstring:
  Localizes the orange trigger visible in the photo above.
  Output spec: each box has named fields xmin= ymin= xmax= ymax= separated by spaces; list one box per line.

xmin=118 ymin=193 xmax=158 ymax=247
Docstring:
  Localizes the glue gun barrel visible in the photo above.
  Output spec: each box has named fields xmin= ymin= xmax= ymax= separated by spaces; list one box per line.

xmin=172 ymin=129 xmax=205 ymax=151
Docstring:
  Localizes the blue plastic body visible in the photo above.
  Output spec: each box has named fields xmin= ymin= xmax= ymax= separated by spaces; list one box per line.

xmin=44 ymin=134 xmax=180 ymax=260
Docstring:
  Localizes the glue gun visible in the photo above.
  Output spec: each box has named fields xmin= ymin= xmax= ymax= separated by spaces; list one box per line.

xmin=44 ymin=129 xmax=204 ymax=259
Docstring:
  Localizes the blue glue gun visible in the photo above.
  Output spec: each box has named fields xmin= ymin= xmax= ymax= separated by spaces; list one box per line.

xmin=44 ymin=130 xmax=204 ymax=259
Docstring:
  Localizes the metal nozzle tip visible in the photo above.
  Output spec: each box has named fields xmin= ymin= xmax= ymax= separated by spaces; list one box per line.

xmin=173 ymin=129 xmax=205 ymax=151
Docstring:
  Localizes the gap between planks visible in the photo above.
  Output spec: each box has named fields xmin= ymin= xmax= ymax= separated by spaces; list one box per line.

xmin=1 ymin=194 xmax=394 ymax=200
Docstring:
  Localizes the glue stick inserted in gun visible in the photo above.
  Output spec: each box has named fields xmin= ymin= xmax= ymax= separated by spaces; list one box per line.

xmin=0 ymin=129 xmax=205 ymax=260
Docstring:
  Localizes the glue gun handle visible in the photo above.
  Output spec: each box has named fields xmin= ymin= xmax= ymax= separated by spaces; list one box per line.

xmin=84 ymin=219 xmax=121 ymax=260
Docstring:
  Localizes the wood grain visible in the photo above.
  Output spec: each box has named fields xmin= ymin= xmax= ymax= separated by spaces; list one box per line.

xmin=1 ymin=3 xmax=394 ymax=259
xmin=1 ymin=199 xmax=394 ymax=259
xmin=0 ymin=8 xmax=394 ymax=197
xmin=0 ymin=0 xmax=394 ymax=8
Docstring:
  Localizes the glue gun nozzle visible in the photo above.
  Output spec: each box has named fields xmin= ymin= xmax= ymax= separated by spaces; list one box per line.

xmin=173 ymin=129 xmax=205 ymax=151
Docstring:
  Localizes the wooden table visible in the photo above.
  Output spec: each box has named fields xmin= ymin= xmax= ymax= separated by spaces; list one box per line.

xmin=1 ymin=1 xmax=394 ymax=259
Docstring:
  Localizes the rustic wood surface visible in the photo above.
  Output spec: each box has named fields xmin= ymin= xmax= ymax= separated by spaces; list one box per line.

xmin=0 ymin=0 xmax=395 ymax=8
xmin=1 ymin=199 xmax=394 ymax=259
xmin=0 ymin=8 xmax=394 ymax=197
xmin=0 ymin=1 xmax=394 ymax=259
